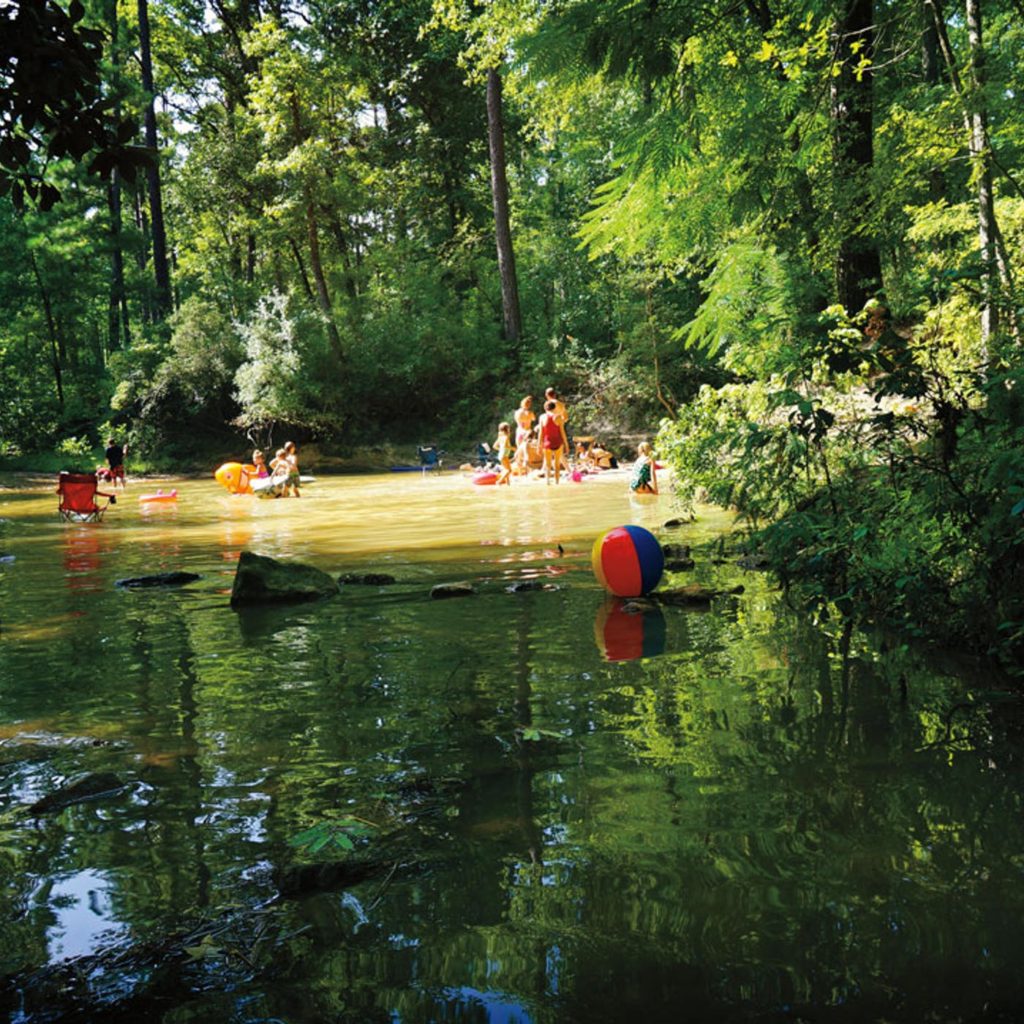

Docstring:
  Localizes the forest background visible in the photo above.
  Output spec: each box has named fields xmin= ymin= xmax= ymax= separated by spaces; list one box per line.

xmin=2 ymin=0 xmax=1024 ymax=664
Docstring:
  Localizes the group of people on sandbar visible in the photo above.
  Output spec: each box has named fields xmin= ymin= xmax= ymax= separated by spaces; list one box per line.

xmin=488 ymin=387 xmax=572 ymax=485
xmin=488 ymin=388 xmax=658 ymax=492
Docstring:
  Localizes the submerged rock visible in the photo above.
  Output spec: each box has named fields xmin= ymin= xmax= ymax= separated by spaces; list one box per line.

xmin=230 ymin=551 xmax=339 ymax=607
xmin=430 ymin=581 xmax=475 ymax=599
xmin=661 ymin=543 xmax=691 ymax=560
xmin=115 ymin=571 xmax=201 ymax=589
xmin=338 ymin=572 xmax=397 ymax=586
xmin=664 ymin=558 xmax=696 ymax=572
xmin=654 ymin=584 xmax=744 ymax=606
xmin=275 ymin=855 xmax=393 ymax=898
xmin=505 ymin=580 xmax=560 ymax=593
xmin=29 ymin=772 xmax=128 ymax=815
xmin=663 ymin=516 xmax=694 ymax=528
xmin=737 ymin=552 xmax=771 ymax=571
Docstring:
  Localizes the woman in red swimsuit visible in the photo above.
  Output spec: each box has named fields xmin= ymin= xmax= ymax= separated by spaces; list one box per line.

xmin=538 ymin=400 xmax=565 ymax=484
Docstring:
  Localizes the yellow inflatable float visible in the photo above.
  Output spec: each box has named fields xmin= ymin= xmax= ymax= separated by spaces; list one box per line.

xmin=214 ymin=463 xmax=257 ymax=495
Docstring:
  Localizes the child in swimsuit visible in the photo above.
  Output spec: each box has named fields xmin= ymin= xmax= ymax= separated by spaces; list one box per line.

xmin=495 ymin=422 xmax=513 ymax=485
xmin=630 ymin=442 xmax=658 ymax=494
xmin=283 ymin=441 xmax=301 ymax=497
xmin=514 ymin=397 xmax=535 ymax=471
xmin=253 ymin=450 xmax=269 ymax=478
xmin=269 ymin=448 xmax=290 ymax=496
xmin=538 ymin=400 xmax=565 ymax=484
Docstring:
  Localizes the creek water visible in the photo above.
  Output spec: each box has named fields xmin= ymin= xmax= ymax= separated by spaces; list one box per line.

xmin=1 ymin=470 xmax=1023 ymax=1023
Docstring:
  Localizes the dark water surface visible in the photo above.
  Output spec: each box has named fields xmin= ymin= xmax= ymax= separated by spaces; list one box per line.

xmin=1 ymin=472 xmax=1023 ymax=1023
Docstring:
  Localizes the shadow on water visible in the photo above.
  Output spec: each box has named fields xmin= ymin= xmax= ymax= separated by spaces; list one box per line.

xmin=1 ymin=473 xmax=1024 ymax=1022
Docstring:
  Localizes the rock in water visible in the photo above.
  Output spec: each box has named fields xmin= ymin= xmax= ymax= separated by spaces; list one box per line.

xmin=29 ymin=772 xmax=127 ymax=814
xmin=338 ymin=572 xmax=397 ymax=586
xmin=115 ymin=572 xmax=201 ymax=589
xmin=654 ymin=584 xmax=745 ymax=606
xmin=661 ymin=543 xmax=691 ymax=560
xmin=737 ymin=553 xmax=771 ymax=570
xmin=664 ymin=557 xmax=696 ymax=571
xmin=275 ymin=855 xmax=393 ymax=898
xmin=430 ymin=581 xmax=475 ymax=599
xmin=230 ymin=551 xmax=339 ymax=607
xmin=505 ymin=579 xmax=559 ymax=593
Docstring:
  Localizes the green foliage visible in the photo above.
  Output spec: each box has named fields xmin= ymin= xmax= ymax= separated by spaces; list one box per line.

xmin=233 ymin=291 xmax=344 ymax=438
xmin=1 ymin=0 xmax=146 ymax=207
xmin=54 ymin=435 xmax=94 ymax=460
xmin=288 ymin=816 xmax=376 ymax=855
xmin=660 ymin=304 xmax=1024 ymax=668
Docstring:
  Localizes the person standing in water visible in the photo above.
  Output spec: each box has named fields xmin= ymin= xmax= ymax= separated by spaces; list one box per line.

xmin=494 ymin=422 xmax=514 ymax=485
xmin=629 ymin=442 xmax=658 ymax=494
xmin=538 ymin=400 xmax=565 ymax=484
xmin=544 ymin=387 xmax=570 ymax=470
xmin=104 ymin=437 xmax=128 ymax=488
xmin=513 ymin=396 xmax=535 ymax=471
xmin=283 ymin=440 xmax=301 ymax=497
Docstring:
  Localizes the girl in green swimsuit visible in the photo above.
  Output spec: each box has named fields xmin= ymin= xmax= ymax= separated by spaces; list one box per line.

xmin=630 ymin=442 xmax=658 ymax=494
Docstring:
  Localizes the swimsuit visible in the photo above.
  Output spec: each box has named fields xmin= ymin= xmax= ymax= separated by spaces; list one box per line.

xmin=541 ymin=415 xmax=563 ymax=451
xmin=630 ymin=459 xmax=652 ymax=491
xmin=515 ymin=410 xmax=534 ymax=444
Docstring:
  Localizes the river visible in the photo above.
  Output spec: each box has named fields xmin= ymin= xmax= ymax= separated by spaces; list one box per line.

xmin=1 ymin=469 xmax=1022 ymax=1022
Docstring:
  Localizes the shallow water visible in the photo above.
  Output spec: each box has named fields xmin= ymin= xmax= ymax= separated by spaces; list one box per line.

xmin=1 ymin=470 xmax=1023 ymax=1022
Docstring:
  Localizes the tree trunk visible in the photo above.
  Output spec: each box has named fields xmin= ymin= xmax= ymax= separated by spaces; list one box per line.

xmin=325 ymin=210 xmax=359 ymax=300
xmin=137 ymin=0 xmax=172 ymax=320
xmin=921 ymin=0 xmax=945 ymax=201
xmin=246 ymin=232 xmax=256 ymax=284
xmin=305 ymin=194 xmax=343 ymax=360
xmin=486 ymin=68 xmax=523 ymax=344
xmin=104 ymin=0 xmax=131 ymax=352
xmin=287 ymin=93 xmax=342 ymax=359
xmin=31 ymin=254 xmax=64 ymax=409
xmin=926 ymin=0 xmax=1018 ymax=346
xmin=107 ymin=169 xmax=131 ymax=351
xmin=830 ymin=0 xmax=883 ymax=313
xmin=287 ymin=237 xmax=315 ymax=300
xmin=964 ymin=0 xmax=998 ymax=350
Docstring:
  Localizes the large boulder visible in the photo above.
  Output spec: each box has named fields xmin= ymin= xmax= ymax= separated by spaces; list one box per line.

xmin=231 ymin=551 xmax=339 ymax=607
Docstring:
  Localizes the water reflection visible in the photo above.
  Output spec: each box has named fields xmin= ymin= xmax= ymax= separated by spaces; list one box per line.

xmin=2 ymin=474 xmax=1024 ymax=1022
xmin=593 ymin=596 xmax=667 ymax=662
xmin=61 ymin=526 xmax=110 ymax=592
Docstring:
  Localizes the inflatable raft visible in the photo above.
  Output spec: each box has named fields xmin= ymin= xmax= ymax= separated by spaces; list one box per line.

xmin=139 ymin=489 xmax=178 ymax=503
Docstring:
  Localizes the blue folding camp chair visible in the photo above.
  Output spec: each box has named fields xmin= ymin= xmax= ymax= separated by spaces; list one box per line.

xmin=418 ymin=446 xmax=444 ymax=473
xmin=476 ymin=443 xmax=498 ymax=468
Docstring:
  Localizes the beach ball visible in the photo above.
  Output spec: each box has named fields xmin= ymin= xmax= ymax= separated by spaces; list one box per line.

xmin=591 ymin=524 xmax=664 ymax=597
xmin=594 ymin=597 xmax=667 ymax=662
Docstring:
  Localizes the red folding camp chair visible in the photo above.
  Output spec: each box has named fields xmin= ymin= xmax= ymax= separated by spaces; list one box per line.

xmin=57 ymin=471 xmax=117 ymax=522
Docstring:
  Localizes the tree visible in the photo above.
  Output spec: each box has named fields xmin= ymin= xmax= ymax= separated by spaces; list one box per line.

xmin=486 ymin=67 xmax=523 ymax=344
xmin=136 ymin=0 xmax=172 ymax=319
xmin=830 ymin=0 xmax=883 ymax=312
xmin=0 ymin=0 xmax=146 ymax=207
